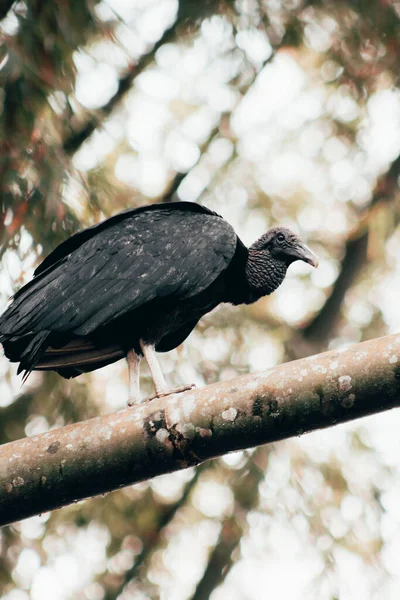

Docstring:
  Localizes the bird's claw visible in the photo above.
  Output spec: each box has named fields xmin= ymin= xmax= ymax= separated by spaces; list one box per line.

xmin=145 ymin=383 xmax=196 ymax=402
xmin=127 ymin=397 xmax=139 ymax=407
xmin=127 ymin=383 xmax=196 ymax=407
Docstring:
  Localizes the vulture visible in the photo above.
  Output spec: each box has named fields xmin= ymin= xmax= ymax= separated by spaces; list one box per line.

xmin=0 ymin=202 xmax=318 ymax=404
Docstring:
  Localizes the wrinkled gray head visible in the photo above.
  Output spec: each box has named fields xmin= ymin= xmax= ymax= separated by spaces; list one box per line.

xmin=245 ymin=226 xmax=318 ymax=299
xmin=250 ymin=226 xmax=318 ymax=268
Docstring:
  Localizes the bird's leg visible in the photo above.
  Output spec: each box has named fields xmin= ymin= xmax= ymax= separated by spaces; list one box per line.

xmin=140 ymin=341 xmax=195 ymax=401
xmin=127 ymin=349 xmax=141 ymax=406
xmin=140 ymin=342 xmax=168 ymax=396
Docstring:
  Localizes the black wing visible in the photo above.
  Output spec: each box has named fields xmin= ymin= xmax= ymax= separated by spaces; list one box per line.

xmin=0 ymin=203 xmax=237 ymax=338
xmin=33 ymin=201 xmax=220 ymax=277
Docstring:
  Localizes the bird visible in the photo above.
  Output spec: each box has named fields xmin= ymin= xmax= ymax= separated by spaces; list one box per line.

xmin=0 ymin=201 xmax=318 ymax=404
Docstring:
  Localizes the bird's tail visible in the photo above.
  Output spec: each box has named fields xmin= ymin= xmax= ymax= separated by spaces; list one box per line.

xmin=1 ymin=330 xmax=51 ymax=381
xmin=1 ymin=332 xmax=124 ymax=380
xmin=35 ymin=337 xmax=124 ymax=378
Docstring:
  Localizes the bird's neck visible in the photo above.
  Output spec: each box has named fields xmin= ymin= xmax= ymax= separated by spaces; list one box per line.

xmin=244 ymin=249 xmax=287 ymax=302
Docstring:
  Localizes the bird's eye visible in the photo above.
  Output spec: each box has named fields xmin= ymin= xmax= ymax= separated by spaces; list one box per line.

xmin=277 ymin=233 xmax=285 ymax=243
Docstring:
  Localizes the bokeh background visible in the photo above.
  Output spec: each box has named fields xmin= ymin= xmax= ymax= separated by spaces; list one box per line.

xmin=1 ymin=0 xmax=400 ymax=598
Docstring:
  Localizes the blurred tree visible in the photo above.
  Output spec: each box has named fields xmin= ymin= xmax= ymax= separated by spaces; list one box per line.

xmin=1 ymin=0 xmax=400 ymax=598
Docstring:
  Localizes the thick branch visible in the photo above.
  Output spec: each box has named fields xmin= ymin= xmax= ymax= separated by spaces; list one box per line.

xmin=1 ymin=333 xmax=400 ymax=527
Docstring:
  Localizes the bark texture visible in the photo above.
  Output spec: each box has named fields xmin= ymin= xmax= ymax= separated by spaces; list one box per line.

xmin=1 ymin=333 xmax=400 ymax=527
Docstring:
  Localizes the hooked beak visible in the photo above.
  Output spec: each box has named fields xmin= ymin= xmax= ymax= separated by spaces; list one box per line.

xmin=286 ymin=242 xmax=319 ymax=268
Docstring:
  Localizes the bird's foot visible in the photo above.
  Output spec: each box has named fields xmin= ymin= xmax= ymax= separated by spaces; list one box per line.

xmin=127 ymin=383 xmax=196 ymax=406
xmin=127 ymin=395 xmax=141 ymax=407
xmin=145 ymin=383 xmax=196 ymax=402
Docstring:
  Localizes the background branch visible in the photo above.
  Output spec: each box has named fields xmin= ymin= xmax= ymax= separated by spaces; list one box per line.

xmin=103 ymin=463 xmax=209 ymax=600
xmin=62 ymin=13 xmax=182 ymax=156
xmin=190 ymin=447 xmax=269 ymax=600
xmin=298 ymin=153 xmax=400 ymax=351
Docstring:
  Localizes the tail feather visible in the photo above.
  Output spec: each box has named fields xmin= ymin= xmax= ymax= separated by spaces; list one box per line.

xmin=1 ymin=330 xmax=51 ymax=380
xmin=19 ymin=331 xmax=51 ymax=380
xmin=1 ymin=331 xmax=124 ymax=380
xmin=37 ymin=342 xmax=123 ymax=372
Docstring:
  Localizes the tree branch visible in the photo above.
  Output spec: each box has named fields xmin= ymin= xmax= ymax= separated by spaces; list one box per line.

xmin=62 ymin=29 xmax=175 ymax=156
xmin=300 ymin=152 xmax=400 ymax=349
xmin=103 ymin=464 xmax=208 ymax=600
xmin=1 ymin=332 xmax=400 ymax=527
xmin=63 ymin=0 xmax=215 ymax=156
xmin=301 ymin=233 xmax=368 ymax=345
xmin=190 ymin=447 xmax=268 ymax=600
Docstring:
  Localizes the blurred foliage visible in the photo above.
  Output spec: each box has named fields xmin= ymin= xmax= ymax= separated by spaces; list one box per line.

xmin=1 ymin=0 xmax=400 ymax=598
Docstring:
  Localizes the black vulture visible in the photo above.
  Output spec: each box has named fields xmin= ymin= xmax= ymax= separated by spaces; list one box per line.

xmin=0 ymin=202 xmax=318 ymax=403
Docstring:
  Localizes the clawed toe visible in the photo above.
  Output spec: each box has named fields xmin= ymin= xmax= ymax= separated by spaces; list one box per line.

xmin=145 ymin=383 xmax=196 ymax=402
xmin=127 ymin=383 xmax=196 ymax=406
xmin=127 ymin=396 xmax=140 ymax=407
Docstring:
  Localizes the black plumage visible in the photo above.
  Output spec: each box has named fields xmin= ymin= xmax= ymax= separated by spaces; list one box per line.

xmin=0 ymin=201 xmax=317 ymax=402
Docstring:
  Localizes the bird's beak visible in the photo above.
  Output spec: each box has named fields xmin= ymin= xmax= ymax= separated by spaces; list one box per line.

xmin=287 ymin=242 xmax=319 ymax=268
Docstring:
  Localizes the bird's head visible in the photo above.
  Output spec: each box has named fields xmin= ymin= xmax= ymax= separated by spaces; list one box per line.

xmin=251 ymin=227 xmax=319 ymax=268
xmin=246 ymin=227 xmax=318 ymax=297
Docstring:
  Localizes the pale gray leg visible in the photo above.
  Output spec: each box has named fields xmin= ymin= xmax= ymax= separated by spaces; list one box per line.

xmin=127 ymin=349 xmax=141 ymax=406
xmin=139 ymin=341 xmax=167 ymax=396
xmin=139 ymin=340 xmax=195 ymax=401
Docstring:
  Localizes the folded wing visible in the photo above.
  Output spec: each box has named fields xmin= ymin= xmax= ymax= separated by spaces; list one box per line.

xmin=0 ymin=205 xmax=237 ymax=343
